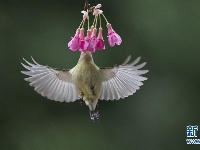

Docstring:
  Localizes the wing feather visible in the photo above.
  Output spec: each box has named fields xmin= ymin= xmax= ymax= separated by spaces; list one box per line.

xmin=121 ymin=55 xmax=131 ymax=65
xmin=21 ymin=58 xmax=79 ymax=102
xmin=47 ymin=78 xmax=60 ymax=100
xmin=129 ymin=57 xmax=141 ymax=66
xmin=110 ymin=78 xmax=119 ymax=100
xmin=41 ymin=75 xmax=57 ymax=97
xmin=99 ymin=56 xmax=148 ymax=100
xmin=114 ymin=76 xmax=126 ymax=99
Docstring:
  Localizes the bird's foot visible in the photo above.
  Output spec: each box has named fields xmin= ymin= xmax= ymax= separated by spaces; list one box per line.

xmin=79 ymin=98 xmax=84 ymax=105
xmin=89 ymin=105 xmax=100 ymax=122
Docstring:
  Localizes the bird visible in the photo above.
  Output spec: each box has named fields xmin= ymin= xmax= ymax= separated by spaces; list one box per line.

xmin=21 ymin=52 xmax=148 ymax=121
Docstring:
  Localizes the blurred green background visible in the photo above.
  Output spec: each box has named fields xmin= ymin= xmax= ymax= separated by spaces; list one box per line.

xmin=1 ymin=0 xmax=200 ymax=149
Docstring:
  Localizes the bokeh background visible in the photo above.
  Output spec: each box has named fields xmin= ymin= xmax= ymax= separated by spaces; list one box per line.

xmin=1 ymin=0 xmax=200 ymax=149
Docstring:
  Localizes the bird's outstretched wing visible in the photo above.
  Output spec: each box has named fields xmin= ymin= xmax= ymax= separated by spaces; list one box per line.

xmin=21 ymin=57 xmax=79 ymax=102
xmin=99 ymin=56 xmax=148 ymax=100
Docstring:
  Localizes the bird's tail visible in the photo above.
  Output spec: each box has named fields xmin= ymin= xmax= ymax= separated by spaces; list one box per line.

xmin=89 ymin=104 xmax=100 ymax=121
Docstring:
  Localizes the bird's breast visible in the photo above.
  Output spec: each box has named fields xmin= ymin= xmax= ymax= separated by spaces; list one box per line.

xmin=71 ymin=62 xmax=101 ymax=101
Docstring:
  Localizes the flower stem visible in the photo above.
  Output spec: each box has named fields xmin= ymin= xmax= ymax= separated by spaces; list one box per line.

xmin=95 ymin=16 xmax=98 ymax=28
xmin=87 ymin=14 xmax=90 ymax=30
xmin=79 ymin=20 xmax=84 ymax=28
xmin=102 ymin=13 xmax=109 ymax=24
xmin=92 ymin=16 xmax=96 ymax=26
xmin=99 ymin=15 xmax=102 ymax=28
xmin=81 ymin=20 xmax=85 ymax=28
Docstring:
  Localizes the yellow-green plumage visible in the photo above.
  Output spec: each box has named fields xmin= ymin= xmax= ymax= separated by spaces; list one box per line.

xmin=21 ymin=52 xmax=148 ymax=121
xmin=70 ymin=52 xmax=101 ymax=110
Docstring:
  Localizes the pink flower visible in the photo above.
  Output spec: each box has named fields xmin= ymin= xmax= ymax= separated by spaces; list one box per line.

xmin=81 ymin=11 xmax=89 ymax=20
xmin=68 ymin=28 xmax=80 ymax=51
xmin=95 ymin=4 xmax=102 ymax=9
xmin=107 ymin=23 xmax=122 ymax=47
xmin=96 ymin=28 xmax=105 ymax=50
xmin=90 ymin=25 xmax=95 ymax=33
xmin=83 ymin=30 xmax=96 ymax=53
xmin=93 ymin=4 xmax=103 ymax=16
xmin=79 ymin=28 xmax=86 ymax=51
xmin=90 ymin=28 xmax=97 ymax=52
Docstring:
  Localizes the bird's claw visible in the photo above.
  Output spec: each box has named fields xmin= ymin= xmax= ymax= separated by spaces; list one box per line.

xmin=79 ymin=98 xmax=84 ymax=105
xmin=89 ymin=105 xmax=100 ymax=121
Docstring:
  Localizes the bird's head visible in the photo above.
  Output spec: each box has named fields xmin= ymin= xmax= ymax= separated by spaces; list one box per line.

xmin=79 ymin=52 xmax=93 ymax=62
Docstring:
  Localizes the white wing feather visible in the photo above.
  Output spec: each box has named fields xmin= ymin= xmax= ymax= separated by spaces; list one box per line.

xmin=21 ymin=58 xmax=79 ymax=102
xmin=99 ymin=56 xmax=148 ymax=100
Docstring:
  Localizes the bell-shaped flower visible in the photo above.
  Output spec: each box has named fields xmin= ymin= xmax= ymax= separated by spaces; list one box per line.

xmin=93 ymin=4 xmax=103 ymax=16
xmin=90 ymin=25 xmax=95 ymax=34
xmin=81 ymin=11 xmax=89 ymax=20
xmin=83 ymin=30 xmax=96 ymax=53
xmin=95 ymin=4 xmax=102 ymax=9
xmin=90 ymin=28 xmax=97 ymax=52
xmin=79 ymin=28 xmax=86 ymax=51
xmin=68 ymin=28 xmax=80 ymax=51
xmin=107 ymin=23 xmax=122 ymax=47
xmin=96 ymin=28 xmax=105 ymax=50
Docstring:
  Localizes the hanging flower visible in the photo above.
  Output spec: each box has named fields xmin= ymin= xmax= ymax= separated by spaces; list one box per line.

xmin=68 ymin=28 xmax=80 ymax=51
xmin=68 ymin=3 xmax=122 ymax=53
xmin=96 ymin=28 xmax=105 ymax=50
xmin=81 ymin=11 xmax=89 ymax=20
xmin=83 ymin=30 xmax=96 ymax=53
xmin=90 ymin=28 xmax=97 ymax=51
xmin=90 ymin=25 xmax=94 ymax=33
xmin=107 ymin=23 xmax=122 ymax=47
xmin=93 ymin=4 xmax=103 ymax=16
xmin=79 ymin=28 xmax=86 ymax=51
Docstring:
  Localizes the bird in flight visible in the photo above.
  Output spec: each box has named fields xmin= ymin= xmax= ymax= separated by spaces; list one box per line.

xmin=21 ymin=52 xmax=148 ymax=121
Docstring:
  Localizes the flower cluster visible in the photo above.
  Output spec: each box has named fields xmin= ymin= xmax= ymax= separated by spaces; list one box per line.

xmin=68 ymin=4 xmax=122 ymax=53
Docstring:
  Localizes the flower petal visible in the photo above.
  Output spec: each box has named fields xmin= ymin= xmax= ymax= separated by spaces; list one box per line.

xmin=107 ymin=24 xmax=122 ymax=47
xmin=68 ymin=28 xmax=80 ymax=51
xmin=95 ymin=4 xmax=102 ymax=9
xmin=93 ymin=9 xmax=103 ymax=16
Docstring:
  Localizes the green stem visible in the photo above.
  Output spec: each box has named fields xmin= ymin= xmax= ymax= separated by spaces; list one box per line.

xmin=92 ymin=16 xmax=96 ymax=26
xmin=95 ymin=16 xmax=98 ymax=28
xmin=88 ymin=17 xmax=90 ymax=30
xmin=99 ymin=15 xmax=102 ymax=28
xmin=82 ymin=20 xmax=85 ymax=28
xmin=102 ymin=13 xmax=109 ymax=24
xmin=79 ymin=20 xmax=84 ymax=28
